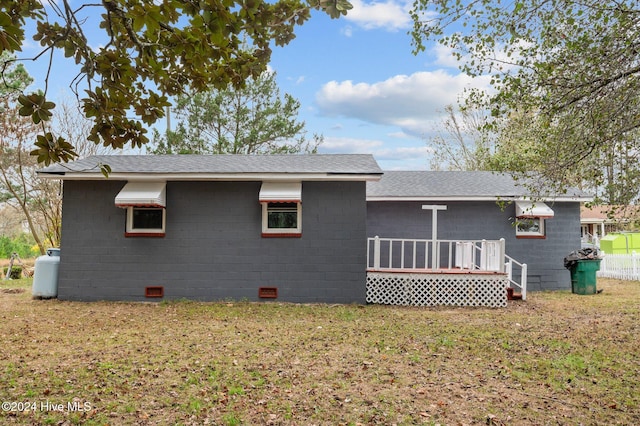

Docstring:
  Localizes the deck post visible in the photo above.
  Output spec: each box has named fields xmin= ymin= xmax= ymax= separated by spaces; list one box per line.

xmin=521 ymin=263 xmax=528 ymax=300
xmin=422 ymin=205 xmax=447 ymax=270
xmin=373 ymin=236 xmax=380 ymax=270
xmin=499 ymin=238 xmax=506 ymax=273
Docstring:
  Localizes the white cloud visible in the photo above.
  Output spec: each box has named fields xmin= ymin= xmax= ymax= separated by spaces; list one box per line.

xmin=371 ymin=145 xmax=433 ymax=170
xmin=318 ymin=137 xmax=432 ymax=170
xmin=375 ymin=145 xmax=432 ymax=160
xmin=285 ymin=74 xmax=305 ymax=85
xmin=341 ymin=26 xmax=354 ymax=37
xmin=431 ymin=36 xmax=530 ymax=74
xmin=316 ymin=70 xmax=492 ymax=136
xmin=345 ymin=0 xmax=412 ymax=31
xmin=431 ymin=44 xmax=462 ymax=69
xmin=318 ymin=137 xmax=384 ymax=153
xmin=387 ymin=130 xmax=411 ymax=138
xmin=319 ymin=137 xmax=426 ymax=158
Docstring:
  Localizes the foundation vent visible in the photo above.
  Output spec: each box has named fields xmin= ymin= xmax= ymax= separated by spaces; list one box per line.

xmin=145 ymin=286 xmax=164 ymax=298
xmin=258 ymin=287 xmax=278 ymax=299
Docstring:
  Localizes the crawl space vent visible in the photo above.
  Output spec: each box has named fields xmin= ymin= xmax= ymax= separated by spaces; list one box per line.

xmin=258 ymin=287 xmax=278 ymax=299
xmin=145 ymin=286 xmax=164 ymax=298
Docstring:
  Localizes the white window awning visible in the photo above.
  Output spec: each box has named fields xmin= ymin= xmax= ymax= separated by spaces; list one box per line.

xmin=115 ymin=181 xmax=166 ymax=208
xmin=259 ymin=182 xmax=302 ymax=203
xmin=515 ymin=200 xmax=554 ymax=218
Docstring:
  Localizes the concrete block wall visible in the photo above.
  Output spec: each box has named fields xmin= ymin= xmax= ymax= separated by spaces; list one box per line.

xmin=366 ymin=200 xmax=581 ymax=291
xmin=57 ymin=180 xmax=367 ymax=303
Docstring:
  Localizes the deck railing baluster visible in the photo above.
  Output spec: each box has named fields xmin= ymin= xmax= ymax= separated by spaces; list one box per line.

xmin=412 ymin=240 xmax=417 ymax=269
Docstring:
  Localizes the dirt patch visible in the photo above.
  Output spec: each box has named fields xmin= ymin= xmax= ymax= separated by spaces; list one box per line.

xmin=0 ymin=288 xmax=25 ymax=294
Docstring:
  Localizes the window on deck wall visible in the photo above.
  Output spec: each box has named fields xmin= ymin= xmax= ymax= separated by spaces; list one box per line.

xmin=515 ymin=217 xmax=545 ymax=238
xmin=514 ymin=200 xmax=553 ymax=239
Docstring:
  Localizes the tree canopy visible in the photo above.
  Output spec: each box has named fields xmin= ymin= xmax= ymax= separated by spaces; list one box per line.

xmin=0 ymin=52 xmax=52 ymax=253
xmin=427 ymin=104 xmax=494 ymax=171
xmin=0 ymin=0 xmax=352 ymax=164
xmin=151 ymin=71 xmax=320 ymax=155
xmin=411 ymin=0 xmax=640 ymax=202
xmin=0 ymin=52 xmax=113 ymax=252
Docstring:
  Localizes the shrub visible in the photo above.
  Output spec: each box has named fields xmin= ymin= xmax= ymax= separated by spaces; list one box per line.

xmin=3 ymin=266 xmax=23 ymax=279
xmin=0 ymin=234 xmax=39 ymax=259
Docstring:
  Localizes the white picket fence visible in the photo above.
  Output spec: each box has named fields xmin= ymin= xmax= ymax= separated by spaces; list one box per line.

xmin=598 ymin=252 xmax=640 ymax=281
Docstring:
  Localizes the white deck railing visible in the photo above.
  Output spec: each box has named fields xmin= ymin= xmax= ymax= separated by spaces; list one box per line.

xmin=505 ymin=254 xmax=528 ymax=300
xmin=367 ymin=236 xmax=506 ymax=271
xmin=367 ymin=236 xmax=527 ymax=299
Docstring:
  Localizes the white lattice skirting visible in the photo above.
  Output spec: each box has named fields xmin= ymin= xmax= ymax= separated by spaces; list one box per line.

xmin=366 ymin=272 xmax=508 ymax=308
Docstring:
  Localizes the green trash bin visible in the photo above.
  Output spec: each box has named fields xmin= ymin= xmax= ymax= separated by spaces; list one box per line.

xmin=570 ymin=259 xmax=601 ymax=295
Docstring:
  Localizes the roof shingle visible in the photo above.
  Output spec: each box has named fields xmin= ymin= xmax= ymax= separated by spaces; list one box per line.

xmin=38 ymin=154 xmax=383 ymax=176
xmin=367 ymin=171 xmax=591 ymax=200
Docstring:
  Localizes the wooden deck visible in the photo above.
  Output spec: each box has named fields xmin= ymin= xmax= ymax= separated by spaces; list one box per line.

xmin=366 ymin=267 xmax=506 ymax=275
xmin=367 ymin=236 xmax=527 ymax=302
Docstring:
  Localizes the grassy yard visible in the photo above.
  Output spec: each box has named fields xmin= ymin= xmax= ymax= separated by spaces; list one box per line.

xmin=1 ymin=278 xmax=639 ymax=425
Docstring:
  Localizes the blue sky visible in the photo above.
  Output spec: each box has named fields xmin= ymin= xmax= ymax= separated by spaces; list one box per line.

xmin=268 ymin=2 xmax=492 ymax=170
xmin=17 ymin=0 xmax=492 ymax=170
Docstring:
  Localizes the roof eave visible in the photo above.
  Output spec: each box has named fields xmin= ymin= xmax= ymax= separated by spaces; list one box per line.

xmin=37 ymin=172 xmax=383 ymax=182
xmin=580 ymin=218 xmax=608 ymax=224
xmin=366 ymin=195 xmax=593 ymax=202
xmin=367 ymin=196 xmax=507 ymax=202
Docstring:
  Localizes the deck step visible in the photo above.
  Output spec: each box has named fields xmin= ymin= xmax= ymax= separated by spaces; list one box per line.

xmin=506 ymin=288 xmax=523 ymax=300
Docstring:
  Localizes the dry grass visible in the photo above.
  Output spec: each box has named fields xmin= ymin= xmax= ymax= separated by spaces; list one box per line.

xmin=1 ymin=278 xmax=639 ymax=425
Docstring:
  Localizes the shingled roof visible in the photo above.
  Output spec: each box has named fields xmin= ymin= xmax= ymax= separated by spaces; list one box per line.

xmin=367 ymin=171 xmax=591 ymax=201
xmin=37 ymin=154 xmax=383 ymax=180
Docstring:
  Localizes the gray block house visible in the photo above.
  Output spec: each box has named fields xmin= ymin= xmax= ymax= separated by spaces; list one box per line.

xmin=37 ymin=155 xmax=382 ymax=303
xmin=366 ymin=171 xmax=592 ymax=292
xmin=38 ymin=157 xmax=590 ymax=303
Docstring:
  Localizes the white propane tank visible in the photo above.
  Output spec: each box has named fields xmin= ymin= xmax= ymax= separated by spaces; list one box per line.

xmin=32 ymin=248 xmax=60 ymax=299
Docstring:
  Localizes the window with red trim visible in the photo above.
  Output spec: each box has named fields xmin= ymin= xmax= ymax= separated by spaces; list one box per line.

xmin=261 ymin=202 xmax=301 ymax=237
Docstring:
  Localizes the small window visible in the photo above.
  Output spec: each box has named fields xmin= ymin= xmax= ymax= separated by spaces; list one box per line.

xmin=515 ymin=217 xmax=545 ymax=238
xmin=268 ymin=203 xmax=298 ymax=228
xmin=262 ymin=202 xmax=301 ymax=237
xmin=126 ymin=207 xmax=166 ymax=237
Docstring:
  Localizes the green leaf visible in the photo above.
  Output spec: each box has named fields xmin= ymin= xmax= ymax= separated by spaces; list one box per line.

xmin=18 ymin=105 xmax=33 ymax=116
xmin=100 ymin=164 xmax=112 ymax=178
xmin=18 ymin=94 xmax=31 ymax=106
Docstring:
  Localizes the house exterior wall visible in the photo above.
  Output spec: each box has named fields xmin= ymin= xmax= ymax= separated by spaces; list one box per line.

xmin=366 ymin=200 xmax=582 ymax=291
xmin=58 ymin=180 xmax=367 ymax=303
